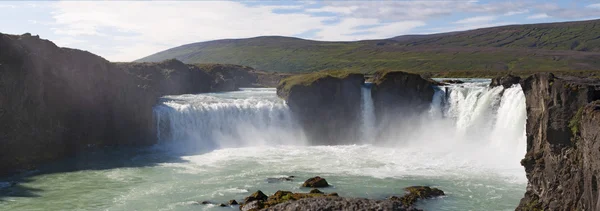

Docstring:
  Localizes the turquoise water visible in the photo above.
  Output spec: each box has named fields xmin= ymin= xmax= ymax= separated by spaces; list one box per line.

xmin=1 ymin=145 xmax=525 ymax=211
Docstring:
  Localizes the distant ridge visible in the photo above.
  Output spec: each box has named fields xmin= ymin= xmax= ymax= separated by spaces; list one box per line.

xmin=137 ymin=19 xmax=600 ymax=74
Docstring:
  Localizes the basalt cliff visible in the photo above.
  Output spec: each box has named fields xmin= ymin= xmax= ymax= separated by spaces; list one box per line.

xmin=517 ymin=73 xmax=600 ymax=210
xmin=0 ymin=33 xmax=271 ymax=176
xmin=276 ymin=70 xmax=435 ymax=144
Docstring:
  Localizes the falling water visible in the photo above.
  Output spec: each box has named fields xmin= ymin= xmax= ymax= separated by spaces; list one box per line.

xmin=361 ymin=82 xmax=376 ymax=143
xmin=3 ymin=81 xmax=529 ymax=211
xmin=153 ymin=88 xmax=307 ymax=151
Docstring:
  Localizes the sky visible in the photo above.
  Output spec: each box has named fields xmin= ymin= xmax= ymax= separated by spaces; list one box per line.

xmin=1 ymin=1 xmax=600 ymax=62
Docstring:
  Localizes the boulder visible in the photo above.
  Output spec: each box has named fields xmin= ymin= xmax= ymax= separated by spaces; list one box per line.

xmin=240 ymin=200 xmax=264 ymax=211
xmin=229 ymin=199 xmax=238 ymax=205
xmin=244 ymin=190 xmax=268 ymax=204
xmin=302 ymin=176 xmax=330 ymax=188
xmin=490 ymin=74 xmax=521 ymax=88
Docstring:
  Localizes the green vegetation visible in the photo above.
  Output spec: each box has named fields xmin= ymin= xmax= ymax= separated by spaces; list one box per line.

xmin=569 ymin=106 xmax=585 ymax=136
xmin=137 ymin=19 xmax=600 ymax=75
xmin=277 ymin=69 xmax=361 ymax=98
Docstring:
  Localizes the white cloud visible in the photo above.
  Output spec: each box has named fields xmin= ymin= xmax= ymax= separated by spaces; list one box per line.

xmin=454 ymin=16 xmax=496 ymax=24
xmin=0 ymin=4 xmax=16 ymax=8
xmin=587 ymin=4 xmax=600 ymax=9
xmin=527 ymin=13 xmax=549 ymax=19
xmin=504 ymin=9 xmax=529 ymax=16
xmin=305 ymin=6 xmax=358 ymax=14
xmin=50 ymin=1 xmax=330 ymax=61
xmin=48 ymin=1 xmax=430 ymax=61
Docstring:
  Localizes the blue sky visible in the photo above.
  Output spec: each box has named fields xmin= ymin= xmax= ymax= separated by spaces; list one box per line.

xmin=1 ymin=1 xmax=599 ymax=61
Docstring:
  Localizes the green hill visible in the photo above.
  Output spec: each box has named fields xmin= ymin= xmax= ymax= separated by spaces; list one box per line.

xmin=137 ymin=19 xmax=600 ymax=76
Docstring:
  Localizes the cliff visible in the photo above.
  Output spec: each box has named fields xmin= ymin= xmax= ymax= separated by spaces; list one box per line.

xmin=371 ymin=71 xmax=436 ymax=137
xmin=517 ymin=73 xmax=600 ymax=210
xmin=277 ymin=70 xmax=436 ymax=145
xmin=277 ymin=71 xmax=365 ymax=144
xmin=0 ymin=33 xmax=263 ymax=176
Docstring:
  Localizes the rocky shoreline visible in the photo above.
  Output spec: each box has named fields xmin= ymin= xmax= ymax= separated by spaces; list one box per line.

xmin=197 ymin=176 xmax=444 ymax=211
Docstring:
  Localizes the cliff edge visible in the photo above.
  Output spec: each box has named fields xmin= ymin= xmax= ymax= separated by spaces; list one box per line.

xmin=517 ymin=73 xmax=600 ymax=210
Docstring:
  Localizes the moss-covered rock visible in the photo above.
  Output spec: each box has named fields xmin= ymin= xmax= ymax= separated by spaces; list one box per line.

xmin=244 ymin=190 xmax=268 ymax=204
xmin=389 ymin=186 xmax=445 ymax=207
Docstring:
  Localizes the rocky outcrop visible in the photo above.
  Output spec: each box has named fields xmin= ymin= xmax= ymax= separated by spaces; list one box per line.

xmin=390 ymin=186 xmax=445 ymax=208
xmin=0 ymin=33 xmax=255 ymax=176
xmin=263 ymin=197 xmax=416 ymax=211
xmin=516 ymin=73 xmax=600 ymax=211
xmin=490 ymin=74 xmax=521 ymax=88
xmin=371 ymin=71 xmax=436 ymax=136
xmin=277 ymin=72 xmax=365 ymax=144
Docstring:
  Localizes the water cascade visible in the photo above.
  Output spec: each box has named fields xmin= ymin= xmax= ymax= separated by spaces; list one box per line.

xmin=3 ymin=81 xmax=529 ymax=211
xmin=360 ymin=82 xmax=376 ymax=143
xmin=153 ymin=88 xmax=307 ymax=151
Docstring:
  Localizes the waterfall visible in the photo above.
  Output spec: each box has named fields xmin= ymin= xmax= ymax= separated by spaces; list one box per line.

xmin=361 ymin=83 xmax=376 ymax=143
xmin=153 ymin=88 xmax=307 ymax=151
xmin=153 ymin=81 xmax=527 ymax=164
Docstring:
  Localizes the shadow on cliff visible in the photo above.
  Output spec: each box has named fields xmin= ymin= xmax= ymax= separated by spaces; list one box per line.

xmin=0 ymin=145 xmax=204 ymax=201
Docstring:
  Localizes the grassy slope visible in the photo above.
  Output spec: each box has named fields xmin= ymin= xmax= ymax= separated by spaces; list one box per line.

xmin=137 ymin=19 xmax=600 ymax=75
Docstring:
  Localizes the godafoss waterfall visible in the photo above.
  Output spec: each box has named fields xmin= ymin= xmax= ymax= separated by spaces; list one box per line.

xmin=0 ymin=79 xmax=529 ymax=210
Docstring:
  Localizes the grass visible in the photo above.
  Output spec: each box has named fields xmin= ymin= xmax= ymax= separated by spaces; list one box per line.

xmin=277 ymin=69 xmax=362 ymax=98
xmin=137 ymin=19 xmax=600 ymax=75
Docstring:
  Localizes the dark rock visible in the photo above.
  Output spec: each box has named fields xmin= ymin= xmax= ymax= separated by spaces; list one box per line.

xmin=309 ymin=189 xmax=323 ymax=194
xmin=266 ymin=176 xmax=294 ymax=183
xmin=200 ymin=201 xmax=211 ymax=205
xmin=244 ymin=190 xmax=268 ymax=204
xmin=262 ymin=197 xmax=419 ymax=211
xmin=516 ymin=73 xmax=600 ymax=211
xmin=390 ymin=186 xmax=444 ymax=208
xmin=240 ymin=200 xmax=264 ymax=211
xmin=0 ymin=32 xmax=276 ymax=176
xmin=490 ymin=74 xmax=521 ymax=88
xmin=327 ymin=192 xmax=339 ymax=197
xmin=441 ymin=79 xmax=464 ymax=84
xmin=218 ymin=203 xmax=227 ymax=207
xmin=302 ymin=176 xmax=330 ymax=188
xmin=371 ymin=71 xmax=436 ymax=138
xmin=277 ymin=72 xmax=365 ymax=144
xmin=229 ymin=199 xmax=238 ymax=205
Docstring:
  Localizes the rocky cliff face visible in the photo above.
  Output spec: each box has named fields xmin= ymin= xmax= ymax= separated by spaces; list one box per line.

xmin=0 ymin=33 xmax=246 ymax=176
xmin=371 ymin=71 xmax=435 ymax=136
xmin=517 ymin=73 xmax=600 ymax=211
xmin=277 ymin=73 xmax=365 ymax=144
xmin=490 ymin=74 xmax=521 ymax=88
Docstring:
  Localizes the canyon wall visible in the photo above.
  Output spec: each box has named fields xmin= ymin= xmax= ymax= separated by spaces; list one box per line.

xmin=517 ymin=73 xmax=600 ymax=210
xmin=0 ymin=33 xmax=263 ymax=176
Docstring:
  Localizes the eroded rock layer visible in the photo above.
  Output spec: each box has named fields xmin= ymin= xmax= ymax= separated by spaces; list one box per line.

xmin=517 ymin=73 xmax=600 ymax=211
